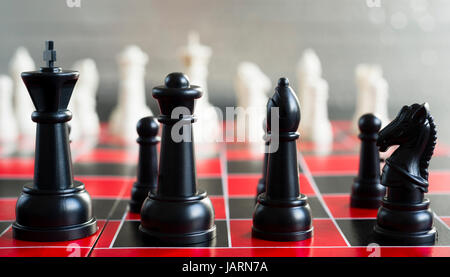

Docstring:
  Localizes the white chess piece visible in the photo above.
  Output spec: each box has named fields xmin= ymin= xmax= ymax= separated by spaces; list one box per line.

xmin=296 ymin=49 xmax=333 ymax=153
xmin=9 ymin=47 xmax=36 ymax=141
xmin=352 ymin=64 xmax=389 ymax=133
xmin=109 ymin=45 xmax=152 ymax=143
xmin=71 ymin=59 xmax=100 ymax=141
xmin=178 ymin=31 xmax=221 ymax=143
xmin=370 ymin=68 xmax=390 ymax=127
xmin=235 ymin=62 xmax=271 ymax=144
xmin=306 ymin=79 xmax=333 ymax=154
xmin=0 ymin=75 xmax=18 ymax=144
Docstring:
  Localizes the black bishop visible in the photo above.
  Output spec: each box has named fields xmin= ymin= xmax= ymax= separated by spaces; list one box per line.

xmin=252 ymin=77 xmax=313 ymax=241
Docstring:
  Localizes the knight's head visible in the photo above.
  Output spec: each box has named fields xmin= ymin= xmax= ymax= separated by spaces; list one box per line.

xmin=377 ymin=103 xmax=430 ymax=152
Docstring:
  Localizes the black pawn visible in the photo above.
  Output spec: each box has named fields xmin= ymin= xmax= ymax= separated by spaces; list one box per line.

xmin=256 ymin=119 xmax=269 ymax=200
xmin=140 ymin=72 xmax=216 ymax=245
xmin=252 ymin=78 xmax=313 ymax=241
xmin=350 ymin=114 xmax=385 ymax=209
xmin=13 ymin=41 xmax=97 ymax=241
xmin=129 ymin=116 xmax=160 ymax=213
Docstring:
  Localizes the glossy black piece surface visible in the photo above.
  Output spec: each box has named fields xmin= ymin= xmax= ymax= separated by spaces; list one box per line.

xmin=350 ymin=114 xmax=386 ymax=209
xmin=256 ymin=119 xmax=269 ymax=201
xmin=140 ymin=73 xmax=216 ymax=245
xmin=129 ymin=116 xmax=160 ymax=213
xmin=374 ymin=103 xmax=437 ymax=245
xmin=252 ymin=78 xmax=313 ymax=241
xmin=13 ymin=41 xmax=97 ymax=241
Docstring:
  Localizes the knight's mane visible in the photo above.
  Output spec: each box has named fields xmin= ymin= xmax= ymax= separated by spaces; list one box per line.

xmin=420 ymin=113 xmax=437 ymax=180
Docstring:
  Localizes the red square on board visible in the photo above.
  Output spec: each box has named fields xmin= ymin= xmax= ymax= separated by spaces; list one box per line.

xmin=75 ymin=149 xmax=137 ymax=164
xmin=0 ymin=198 xmax=16 ymax=221
xmin=428 ymin=172 xmax=450 ymax=193
xmin=0 ymin=158 xmax=34 ymax=177
xmin=196 ymin=158 xmax=221 ymax=176
xmin=0 ymin=220 xmax=106 ymax=257
xmin=227 ymin=174 xmax=315 ymax=197
xmin=230 ymin=219 xmax=347 ymax=247
xmin=323 ymin=194 xmax=378 ymax=218
xmin=79 ymin=176 xmax=134 ymax=198
xmin=94 ymin=220 xmax=121 ymax=248
xmin=303 ymin=155 xmax=359 ymax=175
xmin=0 ymin=247 xmax=93 ymax=257
xmin=226 ymin=148 xmax=264 ymax=161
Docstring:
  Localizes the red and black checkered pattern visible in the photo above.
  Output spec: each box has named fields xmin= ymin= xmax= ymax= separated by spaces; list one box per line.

xmin=1 ymin=121 xmax=450 ymax=257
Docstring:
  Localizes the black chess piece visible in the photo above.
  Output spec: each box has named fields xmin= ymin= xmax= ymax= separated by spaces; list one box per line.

xmin=129 ymin=116 xmax=160 ymax=213
xmin=256 ymin=119 xmax=269 ymax=200
xmin=139 ymin=72 xmax=216 ymax=245
xmin=252 ymin=78 xmax=313 ymax=241
xmin=12 ymin=41 xmax=97 ymax=241
xmin=350 ymin=114 xmax=386 ymax=209
xmin=374 ymin=103 xmax=437 ymax=245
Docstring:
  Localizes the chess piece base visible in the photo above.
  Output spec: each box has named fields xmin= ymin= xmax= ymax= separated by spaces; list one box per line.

xmin=255 ymin=178 xmax=265 ymax=203
xmin=129 ymin=182 xmax=155 ymax=213
xmin=373 ymin=198 xmax=436 ymax=245
xmin=374 ymin=225 xmax=436 ymax=246
xmin=252 ymin=226 xmax=313 ymax=242
xmin=252 ymin=193 xmax=313 ymax=241
xmin=350 ymin=179 xmax=386 ymax=209
xmin=12 ymin=218 xmax=97 ymax=242
xmin=13 ymin=181 xmax=97 ymax=242
xmin=140 ymin=190 xmax=216 ymax=245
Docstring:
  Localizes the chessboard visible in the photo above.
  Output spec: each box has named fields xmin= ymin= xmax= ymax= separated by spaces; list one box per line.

xmin=1 ymin=121 xmax=450 ymax=257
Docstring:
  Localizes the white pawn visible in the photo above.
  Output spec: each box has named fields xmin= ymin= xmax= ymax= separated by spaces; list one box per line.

xmin=178 ymin=31 xmax=221 ymax=143
xmin=352 ymin=64 xmax=389 ymax=133
xmin=109 ymin=45 xmax=152 ymax=143
xmin=297 ymin=49 xmax=333 ymax=153
xmin=9 ymin=47 xmax=36 ymax=142
xmin=0 ymin=75 xmax=18 ymax=144
xmin=235 ymin=62 xmax=271 ymax=145
xmin=71 ymin=59 xmax=100 ymax=141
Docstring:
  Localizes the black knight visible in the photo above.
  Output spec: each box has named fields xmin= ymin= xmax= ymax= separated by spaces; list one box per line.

xmin=374 ymin=103 xmax=437 ymax=245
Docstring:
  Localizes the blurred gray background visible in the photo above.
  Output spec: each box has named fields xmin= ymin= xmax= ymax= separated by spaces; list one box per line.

xmin=1 ymin=0 xmax=449 ymax=141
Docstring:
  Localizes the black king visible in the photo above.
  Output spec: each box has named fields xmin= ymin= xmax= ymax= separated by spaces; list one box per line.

xmin=12 ymin=41 xmax=97 ymax=242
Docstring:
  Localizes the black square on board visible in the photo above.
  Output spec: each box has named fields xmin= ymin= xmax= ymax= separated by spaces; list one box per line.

xmin=74 ymin=163 xmax=136 ymax=176
xmin=228 ymin=196 xmax=328 ymax=219
xmin=336 ymin=218 xmax=450 ymax=246
xmin=198 ymin=178 xmax=223 ymax=196
xmin=92 ymin=198 xmax=121 ymax=220
xmin=314 ymin=175 xmax=354 ymax=194
xmin=0 ymin=178 xmax=31 ymax=197
xmin=428 ymin=194 xmax=450 ymax=216
xmin=227 ymin=160 xmax=303 ymax=174
xmin=430 ymin=156 xmax=450 ymax=171
xmin=0 ymin=222 xmax=11 ymax=236
xmin=113 ymin=220 xmax=229 ymax=248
